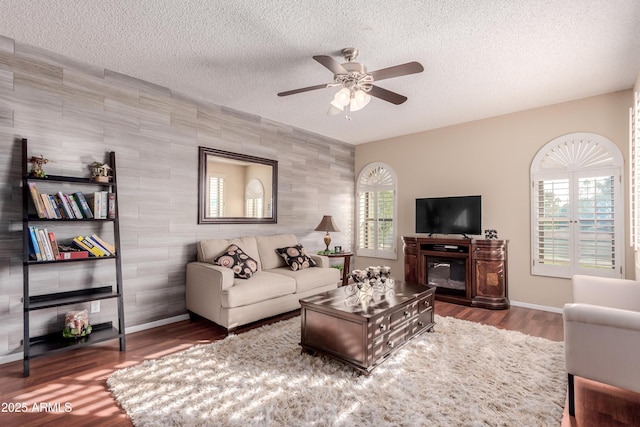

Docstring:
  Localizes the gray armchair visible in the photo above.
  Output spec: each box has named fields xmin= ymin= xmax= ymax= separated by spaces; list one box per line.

xmin=563 ymin=274 xmax=640 ymax=416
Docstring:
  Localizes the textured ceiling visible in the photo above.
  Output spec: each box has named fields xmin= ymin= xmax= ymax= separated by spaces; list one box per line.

xmin=1 ymin=0 xmax=640 ymax=144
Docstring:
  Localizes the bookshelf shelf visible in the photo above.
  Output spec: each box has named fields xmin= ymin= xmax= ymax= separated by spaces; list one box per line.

xmin=25 ymin=255 xmax=117 ymax=265
xmin=28 ymin=322 xmax=123 ymax=359
xmin=21 ymin=138 xmax=126 ymax=376
xmin=27 ymin=286 xmax=121 ymax=311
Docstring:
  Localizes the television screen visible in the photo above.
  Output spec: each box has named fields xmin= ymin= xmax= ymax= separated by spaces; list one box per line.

xmin=416 ymin=195 xmax=482 ymax=236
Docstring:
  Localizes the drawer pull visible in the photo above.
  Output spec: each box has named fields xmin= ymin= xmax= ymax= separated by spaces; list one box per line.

xmin=387 ymin=340 xmax=395 ymax=349
xmin=418 ymin=321 xmax=424 ymax=327
xmin=379 ymin=324 xmax=387 ymax=331
xmin=423 ymin=300 xmax=431 ymax=307
xmin=404 ymin=311 xmax=410 ymax=317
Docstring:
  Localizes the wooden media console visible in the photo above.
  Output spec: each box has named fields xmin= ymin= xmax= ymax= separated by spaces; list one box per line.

xmin=402 ymin=236 xmax=509 ymax=309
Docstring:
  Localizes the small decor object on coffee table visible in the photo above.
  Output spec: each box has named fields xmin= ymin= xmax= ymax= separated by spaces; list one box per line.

xmin=62 ymin=309 xmax=92 ymax=338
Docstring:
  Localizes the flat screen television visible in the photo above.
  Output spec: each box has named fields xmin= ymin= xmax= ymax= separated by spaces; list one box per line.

xmin=416 ymin=195 xmax=482 ymax=237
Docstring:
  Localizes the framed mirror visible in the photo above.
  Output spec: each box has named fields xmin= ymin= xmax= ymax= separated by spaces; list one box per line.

xmin=198 ymin=147 xmax=278 ymax=224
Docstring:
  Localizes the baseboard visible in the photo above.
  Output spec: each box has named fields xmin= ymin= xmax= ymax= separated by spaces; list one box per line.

xmin=0 ymin=313 xmax=191 ymax=366
xmin=510 ymin=300 xmax=563 ymax=314
xmin=125 ymin=313 xmax=190 ymax=334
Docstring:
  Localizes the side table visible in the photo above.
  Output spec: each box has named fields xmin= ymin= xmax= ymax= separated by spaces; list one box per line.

xmin=324 ymin=252 xmax=353 ymax=286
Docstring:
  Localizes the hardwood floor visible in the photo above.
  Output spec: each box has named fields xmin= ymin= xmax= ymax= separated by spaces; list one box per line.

xmin=0 ymin=302 xmax=638 ymax=426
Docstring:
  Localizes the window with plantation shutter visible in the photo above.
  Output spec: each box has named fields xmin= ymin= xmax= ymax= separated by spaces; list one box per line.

xmin=531 ymin=133 xmax=624 ymax=279
xmin=357 ymin=162 xmax=397 ymax=259
xmin=630 ymin=90 xmax=640 ymax=251
xmin=208 ymin=175 xmax=225 ymax=217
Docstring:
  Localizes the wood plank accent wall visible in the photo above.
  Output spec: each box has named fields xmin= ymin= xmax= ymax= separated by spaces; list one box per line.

xmin=0 ymin=36 xmax=355 ymax=357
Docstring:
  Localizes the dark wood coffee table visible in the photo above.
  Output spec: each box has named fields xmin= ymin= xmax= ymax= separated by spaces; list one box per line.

xmin=299 ymin=280 xmax=435 ymax=375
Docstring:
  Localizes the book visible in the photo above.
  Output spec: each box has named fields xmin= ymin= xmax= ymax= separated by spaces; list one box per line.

xmin=47 ymin=231 xmax=60 ymax=259
xmin=88 ymin=191 xmax=109 ymax=219
xmin=39 ymin=193 xmax=55 ymax=219
xmin=90 ymin=234 xmax=116 ymax=254
xmin=71 ymin=236 xmax=94 ymax=255
xmin=85 ymin=235 xmax=111 ymax=256
xmin=73 ymin=192 xmax=94 ymax=219
xmin=101 ymin=191 xmax=109 ymax=218
xmin=57 ymin=251 xmax=89 ymax=260
xmin=48 ymin=195 xmax=62 ymax=219
xmin=28 ymin=226 xmax=42 ymax=261
xmin=107 ymin=192 xmax=116 ymax=219
xmin=88 ymin=192 xmax=101 ymax=218
xmin=72 ymin=236 xmax=103 ymax=257
xmin=27 ymin=182 xmax=47 ymax=218
xmin=37 ymin=228 xmax=54 ymax=260
xmin=67 ymin=194 xmax=84 ymax=219
xmin=56 ymin=191 xmax=75 ymax=219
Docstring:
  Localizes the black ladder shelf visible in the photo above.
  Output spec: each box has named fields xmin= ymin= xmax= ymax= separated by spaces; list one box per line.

xmin=21 ymin=138 xmax=126 ymax=376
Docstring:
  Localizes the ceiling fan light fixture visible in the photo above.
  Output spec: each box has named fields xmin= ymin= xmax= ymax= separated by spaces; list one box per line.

xmin=327 ymin=101 xmax=343 ymax=116
xmin=349 ymin=90 xmax=371 ymax=112
xmin=333 ymin=87 xmax=351 ymax=107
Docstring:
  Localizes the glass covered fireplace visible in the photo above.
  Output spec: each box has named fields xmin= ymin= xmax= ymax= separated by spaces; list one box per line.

xmin=426 ymin=256 xmax=466 ymax=296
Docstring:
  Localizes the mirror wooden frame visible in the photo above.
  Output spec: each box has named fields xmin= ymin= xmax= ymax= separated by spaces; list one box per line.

xmin=198 ymin=147 xmax=278 ymax=224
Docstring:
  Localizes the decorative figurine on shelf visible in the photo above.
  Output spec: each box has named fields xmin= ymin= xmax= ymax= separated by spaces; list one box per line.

xmin=485 ymin=229 xmax=498 ymax=239
xmin=90 ymin=161 xmax=112 ymax=183
xmin=29 ymin=155 xmax=49 ymax=178
xmin=62 ymin=309 xmax=92 ymax=338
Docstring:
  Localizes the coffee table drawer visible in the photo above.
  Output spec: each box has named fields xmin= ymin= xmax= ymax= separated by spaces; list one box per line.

xmin=373 ymin=327 xmax=406 ymax=362
xmin=409 ymin=309 xmax=434 ymax=335
xmin=389 ymin=303 xmax=416 ymax=329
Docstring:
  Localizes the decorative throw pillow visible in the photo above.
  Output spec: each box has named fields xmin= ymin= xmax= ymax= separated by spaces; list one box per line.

xmin=214 ymin=244 xmax=259 ymax=279
xmin=276 ymin=244 xmax=317 ymax=271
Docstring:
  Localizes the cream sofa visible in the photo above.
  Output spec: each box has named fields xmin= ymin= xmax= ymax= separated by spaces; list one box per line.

xmin=186 ymin=233 xmax=340 ymax=331
xmin=563 ymin=274 xmax=640 ymax=416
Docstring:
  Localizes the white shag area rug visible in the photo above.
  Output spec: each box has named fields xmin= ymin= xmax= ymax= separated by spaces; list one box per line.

xmin=107 ymin=315 xmax=566 ymax=426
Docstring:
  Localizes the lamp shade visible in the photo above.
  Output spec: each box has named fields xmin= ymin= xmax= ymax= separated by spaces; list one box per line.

xmin=314 ymin=215 xmax=340 ymax=233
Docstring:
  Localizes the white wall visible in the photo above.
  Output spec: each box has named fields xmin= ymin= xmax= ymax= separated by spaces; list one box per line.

xmin=355 ymin=90 xmax=633 ymax=309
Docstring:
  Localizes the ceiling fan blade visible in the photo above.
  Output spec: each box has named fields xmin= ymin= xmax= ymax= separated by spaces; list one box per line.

xmin=277 ymin=83 xmax=331 ymax=97
xmin=313 ymin=55 xmax=348 ymax=75
xmin=369 ymin=62 xmax=424 ymax=82
xmin=369 ymin=85 xmax=408 ymax=105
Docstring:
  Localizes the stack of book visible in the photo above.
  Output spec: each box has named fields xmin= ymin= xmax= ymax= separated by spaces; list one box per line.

xmin=28 ymin=182 xmax=115 ymax=219
xmin=71 ymin=234 xmax=116 ymax=257
xmin=27 ymin=226 xmax=116 ymax=261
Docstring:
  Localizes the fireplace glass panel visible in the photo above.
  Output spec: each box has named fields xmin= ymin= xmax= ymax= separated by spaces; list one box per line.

xmin=426 ymin=256 xmax=466 ymax=295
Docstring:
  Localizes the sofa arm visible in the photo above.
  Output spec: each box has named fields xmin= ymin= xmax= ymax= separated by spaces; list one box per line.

xmin=186 ymin=262 xmax=235 ymax=326
xmin=564 ymin=303 xmax=640 ymax=331
xmin=187 ymin=262 xmax=235 ymax=290
xmin=311 ymin=254 xmax=330 ymax=268
xmin=563 ymin=302 xmax=640 ymax=393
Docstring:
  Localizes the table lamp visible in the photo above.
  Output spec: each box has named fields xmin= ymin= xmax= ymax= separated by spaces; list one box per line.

xmin=314 ymin=215 xmax=340 ymax=252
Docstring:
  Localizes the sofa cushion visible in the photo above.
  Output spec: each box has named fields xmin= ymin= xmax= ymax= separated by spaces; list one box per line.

xmin=198 ymin=236 xmax=261 ymax=270
xmin=214 ymin=245 xmax=259 ymax=279
xmin=269 ymin=266 xmax=340 ymax=293
xmin=220 ymin=271 xmax=296 ymax=308
xmin=256 ymin=234 xmax=299 ymax=270
xmin=276 ymin=244 xmax=317 ymax=271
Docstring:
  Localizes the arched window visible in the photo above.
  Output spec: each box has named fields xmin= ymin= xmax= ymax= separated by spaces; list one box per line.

xmin=356 ymin=162 xmax=397 ymax=259
xmin=245 ymin=179 xmax=264 ymax=218
xmin=530 ymin=132 xmax=624 ymax=278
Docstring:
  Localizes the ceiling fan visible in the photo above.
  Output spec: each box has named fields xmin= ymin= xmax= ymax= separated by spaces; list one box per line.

xmin=277 ymin=48 xmax=424 ymax=119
